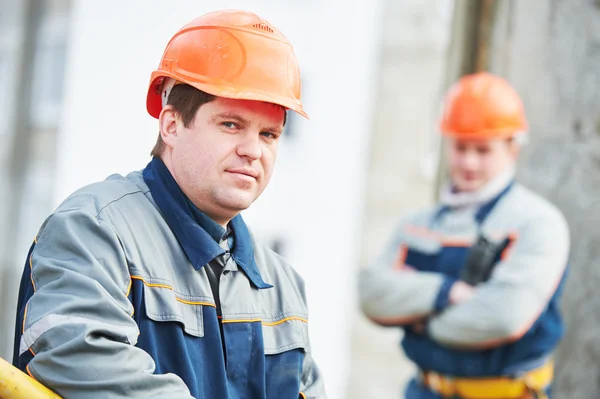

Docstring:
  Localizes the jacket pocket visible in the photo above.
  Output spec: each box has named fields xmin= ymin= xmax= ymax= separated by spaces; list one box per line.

xmin=262 ymin=316 xmax=310 ymax=398
xmin=262 ymin=316 xmax=310 ymax=354
xmin=141 ymin=279 xmax=205 ymax=337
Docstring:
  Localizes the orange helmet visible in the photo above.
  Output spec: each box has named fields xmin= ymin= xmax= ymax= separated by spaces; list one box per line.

xmin=146 ymin=10 xmax=307 ymax=119
xmin=439 ymin=72 xmax=527 ymax=140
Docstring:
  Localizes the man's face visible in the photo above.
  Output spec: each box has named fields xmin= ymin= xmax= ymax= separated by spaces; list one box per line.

xmin=447 ymin=137 xmax=518 ymax=192
xmin=161 ymin=97 xmax=285 ymax=225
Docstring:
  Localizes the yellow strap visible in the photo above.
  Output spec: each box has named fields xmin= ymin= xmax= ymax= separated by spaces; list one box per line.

xmin=422 ymin=361 xmax=553 ymax=399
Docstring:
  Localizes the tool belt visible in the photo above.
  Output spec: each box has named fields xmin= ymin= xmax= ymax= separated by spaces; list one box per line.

xmin=419 ymin=361 xmax=552 ymax=399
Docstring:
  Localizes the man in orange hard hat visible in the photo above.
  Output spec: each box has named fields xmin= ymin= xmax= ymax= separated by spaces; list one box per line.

xmin=360 ymin=72 xmax=569 ymax=399
xmin=12 ymin=10 xmax=326 ymax=399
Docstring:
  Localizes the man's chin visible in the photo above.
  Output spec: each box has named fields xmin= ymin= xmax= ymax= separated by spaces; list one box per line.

xmin=455 ymin=179 xmax=484 ymax=192
xmin=218 ymin=191 xmax=256 ymax=212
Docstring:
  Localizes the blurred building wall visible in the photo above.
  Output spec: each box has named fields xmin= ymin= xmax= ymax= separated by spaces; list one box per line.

xmin=49 ymin=1 xmax=384 ymax=398
xmin=347 ymin=1 xmax=453 ymax=398
xmin=479 ymin=1 xmax=600 ymax=397
xmin=0 ymin=0 xmax=71 ymax=363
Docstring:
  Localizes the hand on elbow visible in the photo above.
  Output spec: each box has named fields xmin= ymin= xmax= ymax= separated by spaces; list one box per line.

xmin=449 ymin=281 xmax=475 ymax=305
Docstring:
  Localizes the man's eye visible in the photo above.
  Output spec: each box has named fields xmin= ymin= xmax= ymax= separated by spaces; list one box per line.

xmin=222 ymin=122 xmax=239 ymax=129
xmin=261 ymin=132 xmax=276 ymax=139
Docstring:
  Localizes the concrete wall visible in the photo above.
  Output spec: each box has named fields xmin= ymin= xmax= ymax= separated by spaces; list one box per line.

xmin=485 ymin=1 xmax=600 ymax=398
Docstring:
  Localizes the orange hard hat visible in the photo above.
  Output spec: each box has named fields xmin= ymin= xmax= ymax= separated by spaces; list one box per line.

xmin=439 ymin=72 xmax=528 ymax=140
xmin=146 ymin=10 xmax=307 ymax=119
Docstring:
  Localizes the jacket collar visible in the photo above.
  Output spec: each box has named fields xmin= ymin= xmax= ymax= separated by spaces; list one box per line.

xmin=142 ymin=157 xmax=271 ymax=289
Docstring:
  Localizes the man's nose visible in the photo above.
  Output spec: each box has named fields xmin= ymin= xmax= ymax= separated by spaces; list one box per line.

xmin=236 ymin=132 xmax=262 ymax=161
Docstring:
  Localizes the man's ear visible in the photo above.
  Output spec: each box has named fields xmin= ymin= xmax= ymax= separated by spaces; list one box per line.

xmin=159 ymin=105 xmax=179 ymax=149
xmin=508 ymin=139 xmax=521 ymax=159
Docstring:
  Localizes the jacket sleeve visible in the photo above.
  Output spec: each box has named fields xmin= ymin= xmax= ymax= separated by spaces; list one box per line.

xmin=16 ymin=209 xmax=195 ymax=399
xmin=427 ymin=210 xmax=570 ymax=349
xmin=299 ymin=352 xmax=327 ymax=398
xmin=359 ymin=219 xmax=448 ymax=325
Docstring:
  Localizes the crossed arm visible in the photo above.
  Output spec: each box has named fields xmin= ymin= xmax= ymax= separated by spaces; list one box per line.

xmin=359 ymin=214 xmax=570 ymax=349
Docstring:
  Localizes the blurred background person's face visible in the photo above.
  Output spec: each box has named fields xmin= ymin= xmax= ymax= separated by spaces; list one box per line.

xmin=447 ymin=138 xmax=518 ymax=192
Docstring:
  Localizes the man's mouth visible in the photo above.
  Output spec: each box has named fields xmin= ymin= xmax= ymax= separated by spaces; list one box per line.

xmin=226 ymin=168 xmax=258 ymax=180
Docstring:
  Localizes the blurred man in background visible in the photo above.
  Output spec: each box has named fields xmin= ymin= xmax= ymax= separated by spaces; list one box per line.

xmin=12 ymin=9 xmax=325 ymax=398
xmin=360 ymin=72 xmax=569 ymax=399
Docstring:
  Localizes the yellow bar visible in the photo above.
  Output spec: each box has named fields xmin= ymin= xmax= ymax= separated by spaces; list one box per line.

xmin=0 ymin=357 xmax=62 ymax=399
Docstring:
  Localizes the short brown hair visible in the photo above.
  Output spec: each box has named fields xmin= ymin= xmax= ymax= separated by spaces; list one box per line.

xmin=150 ymin=84 xmax=216 ymax=158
